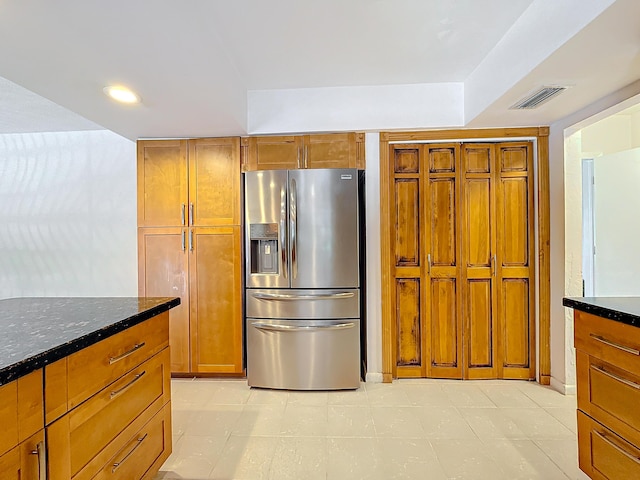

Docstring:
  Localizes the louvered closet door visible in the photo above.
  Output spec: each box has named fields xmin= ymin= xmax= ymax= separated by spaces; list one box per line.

xmin=424 ymin=144 xmax=462 ymax=379
xmin=496 ymin=142 xmax=535 ymax=379
xmin=390 ymin=145 xmax=425 ymax=377
xmin=461 ymin=144 xmax=498 ymax=379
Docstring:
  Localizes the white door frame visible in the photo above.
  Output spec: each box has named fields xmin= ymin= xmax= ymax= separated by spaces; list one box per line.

xmin=581 ymin=158 xmax=595 ymax=296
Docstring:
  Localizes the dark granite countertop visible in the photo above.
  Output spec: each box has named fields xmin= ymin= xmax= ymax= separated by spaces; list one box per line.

xmin=563 ymin=297 xmax=640 ymax=328
xmin=0 ymin=297 xmax=180 ymax=386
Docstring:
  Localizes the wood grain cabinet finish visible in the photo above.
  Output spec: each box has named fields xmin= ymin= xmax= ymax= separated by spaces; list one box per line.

xmin=243 ymin=132 xmax=365 ymax=171
xmin=137 ymin=138 xmax=243 ymax=375
xmin=389 ymin=141 xmax=535 ymax=380
xmin=575 ymin=310 xmax=640 ymax=479
xmin=46 ymin=313 xmax=172 ymax=480
xmin=0 ymin=370 xmax=45 ymax=480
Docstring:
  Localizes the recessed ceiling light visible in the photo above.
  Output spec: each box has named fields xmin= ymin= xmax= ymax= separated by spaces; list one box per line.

xmin=103 ymin=85 xmax=141 ymax=104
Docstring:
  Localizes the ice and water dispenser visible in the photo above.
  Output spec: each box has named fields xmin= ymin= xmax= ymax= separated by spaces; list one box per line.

xmin=249 ymin=223 xmax=279 ymax=275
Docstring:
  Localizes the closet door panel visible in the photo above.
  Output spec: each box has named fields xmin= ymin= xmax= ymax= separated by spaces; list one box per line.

xmin=468 ymin=279 xmax=493 ymax=368
xmin=394 ymin=179 xmax=420 ymax=266
xmin=430 ymin=179 xmax=456 ymax=267
xmin=501 ymin=178 xmax=529 ymax=267
xmin=502 ymin=279 xmax=530 ymax=368
xmin=396 ymin=279 xmax=421 ymax=368
xmin=430 ymin=279 xmax=459 ymax=369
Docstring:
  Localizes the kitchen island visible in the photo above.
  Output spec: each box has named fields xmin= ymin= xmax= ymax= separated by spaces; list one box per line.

xmin=564 ymin=296 xmax=640 ymax=480
xmin=0 ymin=296 xmax=179 ymax=480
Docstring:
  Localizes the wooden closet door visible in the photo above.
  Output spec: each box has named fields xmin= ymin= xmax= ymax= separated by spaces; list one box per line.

xmin=424 ymin=144 xmax=462 ymax=379
xmin=389 ymin=145 xmax=425 ymax=377
xmin=189 ymin=227 xmax=243 ymax=374
xmin=461 ymin=144 xmax=498 ymax=379
xmin=137 ymin=140 xmax=188 ymax=227
xmin=138 ymin=228 xmax=190 ymax=373
xmin=188 ymin=138 xmax=241 ymax=226
xmin=496 ymin=142 xmax=535 ymax=379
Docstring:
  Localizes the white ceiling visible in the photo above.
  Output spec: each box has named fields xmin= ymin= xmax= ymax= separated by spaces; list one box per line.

xmin=0 ymin=0 xmax=638 ymax=140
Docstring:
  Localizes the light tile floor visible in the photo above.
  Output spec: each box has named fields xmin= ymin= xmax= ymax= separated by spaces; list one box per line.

xmin=155 ymin=379 xmax=589 ymax=480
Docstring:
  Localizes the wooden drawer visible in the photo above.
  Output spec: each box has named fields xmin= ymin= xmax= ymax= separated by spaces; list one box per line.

xmin=575 ymin=310 xmax=640 ymax=376
xmin=46 ymin=311 xmax=169 ymax=421
xmin=577 ymin=349 xmax=640 ymax=443
xmin=0 ymin=429 xmax=46 ymax=480
xmin=48 ymin=348 xmax=170 ymax=479
xmin=0 ymin=370 xmax=43 ymax=456
xmin=578 ymin=410 xmax=640 ymax=479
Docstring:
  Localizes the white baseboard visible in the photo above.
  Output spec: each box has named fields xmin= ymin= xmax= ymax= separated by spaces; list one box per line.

xmin=365 ymin=372 xmax=383 ymax=383
xmin=550 ymin=377 xmax=577 ymax=395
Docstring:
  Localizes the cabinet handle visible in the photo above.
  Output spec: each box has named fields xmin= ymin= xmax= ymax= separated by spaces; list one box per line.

xmin=189 ymin=203 xmax=194 ymax=225
xmin=593 ymin=430 xmax=640 ymax=465
xmin=181 ymin=204 xmax=186 ymax=226
xmin=30 ymin=441 xmax=46 ymax=480
xmin=182 ymin=230 xmax=186 ymax=252
xmin=112 ymin=433 xmax=148 ymax=473
xmin=427 ymin=254 xmax=431 ymax=275
xmin=590 ymin=334 xmax=640 ymax=355
xmin=189 ymin=229 xmax=194 ymax=252
xmin=109 ymin=342 xmax=146 ymax=364
xmin=297 ymin=146 xmax=302 ymax=169
xmin=110 ymin=370 xmax=146 ymax=399
xmin=491 ymin=255 xmax=496 ymax=276
xmin=591 ymin=364 xmax=640 ymax=390
xmin=304 ymin=145 xmax=308 ymax=168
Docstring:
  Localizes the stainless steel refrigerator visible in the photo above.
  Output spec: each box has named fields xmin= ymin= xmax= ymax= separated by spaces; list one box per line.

xmin=245 ymin=168 xmax=360 ymax=390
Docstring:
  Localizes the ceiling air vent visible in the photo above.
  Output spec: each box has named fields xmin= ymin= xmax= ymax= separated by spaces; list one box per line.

xmin=510 ymin=86 xmax=568 ymax=110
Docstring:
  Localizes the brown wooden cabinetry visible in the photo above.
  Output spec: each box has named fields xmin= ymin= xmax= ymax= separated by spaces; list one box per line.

xmin=137 ymin=138 xmax=243 ymax=375
xmin=46 ymin=312 xmax=172 ymax=480
xmin=0 ymin=370 xmax=44 ymax=480
xmin=388 ymin=141 xmax=535 ymax=380
xmin=243 ymin=132 xmax=365 ymax=171
xmin=574 ymin=310 xmax=640 ymax=479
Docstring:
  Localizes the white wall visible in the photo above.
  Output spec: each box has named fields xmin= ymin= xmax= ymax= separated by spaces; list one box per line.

xmin=581 ymin=114 xmax=632 ymax=155
xmin=0 ymin=130 xmax=137 ymax=298
xmin=550 ymin=80 xmax=640 ymax=394
xmin=593 ymin=147 xmax=640 ymax=295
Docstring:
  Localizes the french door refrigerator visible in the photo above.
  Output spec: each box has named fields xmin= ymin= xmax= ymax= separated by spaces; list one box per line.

xmin=245 ymin=168 xmax=360 ymax=390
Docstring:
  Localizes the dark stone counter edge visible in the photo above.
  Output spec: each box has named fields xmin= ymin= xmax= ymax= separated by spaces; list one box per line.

xmin=563 ymin=297 xmax=640 ymax=328
xmin=0 ymin=297 xmax=180 ymax=386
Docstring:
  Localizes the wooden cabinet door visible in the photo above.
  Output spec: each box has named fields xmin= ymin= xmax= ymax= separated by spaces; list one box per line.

xmin=188 ymin=138 xmax=241 ymax=226
xmin=304 ymin=133 xmax=357 ymax=169
xmin=246 ymin=136 xmax=302 ymax=171
xmin=461 ymin=144 xmax=498 ymax=379
xmin=189 ymin=227 xmax=243 ymax=373
xmin=425 ymin=144 xmax=463 ymax=379
xmin=496 ymin=142 xmax=535 ymax=379
xmin=390 ymin=145 xmax=424 ymax=377
xmin=138 ymin=228 xmax=190 ymax=373
xmin=137 ymin=140 xmax=188 ymax=227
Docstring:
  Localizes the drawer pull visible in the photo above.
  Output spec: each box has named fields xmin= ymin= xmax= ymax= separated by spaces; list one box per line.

xmin=30 ymin=441 xmax=46 ymax=480
xmin=111 ymin=433 xmax=148 ymax=473
xmin=592 ymin=365 xmax=640 ymax=390
xmin=110 ymin=370 xmax=146 ymax=399
xmin=593 ymin=430 xmax=640 ymax=465
xmin=590 ymin=334 xmax=640 ymax=355
xmin=109 ymin=342 xmax=146 ymax=364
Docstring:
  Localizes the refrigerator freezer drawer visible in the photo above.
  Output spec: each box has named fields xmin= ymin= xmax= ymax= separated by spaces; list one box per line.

xmin=247 ymin=318 xmax=360 ymax=390
xmin=246 ymin=288 xmax=359 ymax=319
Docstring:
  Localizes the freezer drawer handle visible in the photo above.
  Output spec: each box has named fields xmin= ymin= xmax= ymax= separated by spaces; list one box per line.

xmin=253 ymin=322 xmax=355 ymax=332
xmin=252 ymin=292 xmax=355 ymax=301
xmin=589 ymin=333 xmax=640 ymax=355
xmin=593 ymin=430 xmax=640 ymax=465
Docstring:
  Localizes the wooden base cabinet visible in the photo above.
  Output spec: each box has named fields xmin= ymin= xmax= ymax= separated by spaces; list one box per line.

xmin=575 ymin=309 xmax=640 ymax=479
xmin=0 ymin=370 xmax=45 ymax=480
xmin=389 ymin=141 xmax=535 ymax=380
xmin=137 ymin=138 xmax=243 ymax=375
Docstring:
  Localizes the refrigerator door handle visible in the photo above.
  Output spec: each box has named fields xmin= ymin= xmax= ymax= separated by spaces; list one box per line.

xmin=290 ymin=177 xmax=298 ymax=279
xmin=280 ymin=185 xmax=288 ymax=279
xmin=251 ymin=292 xmax=355 ymax=301
xmin=252 ymin=322 xmax=355 ymax=332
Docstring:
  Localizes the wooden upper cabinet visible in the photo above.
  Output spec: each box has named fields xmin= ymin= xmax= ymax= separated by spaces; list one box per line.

xmin=189 ymin=138 xmax=241 ymax=226
xmin=138 ymin=138 xmax=241 ymax=227
xmin=243 ymin=132 xmax=365 ymax=171
xmin=137 ymin=140 xmax=188 ymax=227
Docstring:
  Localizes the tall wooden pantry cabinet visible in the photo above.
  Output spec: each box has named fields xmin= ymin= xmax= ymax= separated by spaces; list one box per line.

xmin=137 ymin=138 xmax=243 ymax=375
